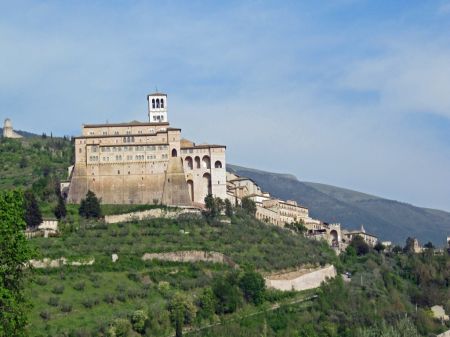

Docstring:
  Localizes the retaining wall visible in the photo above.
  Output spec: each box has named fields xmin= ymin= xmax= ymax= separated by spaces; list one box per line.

xmin=265 ymin=265 xmax=336 ymax=292
xmin=142 ymin=251 xmax=237 ymax=268
xmin=105 ymin=207 xmax=201 ymax=224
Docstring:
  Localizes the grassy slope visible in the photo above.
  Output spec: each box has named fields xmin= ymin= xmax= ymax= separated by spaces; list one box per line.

xmin=0 ymin=137 xmax=73 ymax=191
xmin=27 ymin=212 xmax=336 ymax=336
xmin=228 ymin=164 xmax=450 ymax=245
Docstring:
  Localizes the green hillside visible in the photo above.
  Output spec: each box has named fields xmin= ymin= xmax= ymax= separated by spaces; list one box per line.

xmin=228 ymin=165 xmax=450 ymax=245
xmin=26 ymin=211 xmax=335 ymax=336
xmin=0 ymin=136 xmax=73 ymax=191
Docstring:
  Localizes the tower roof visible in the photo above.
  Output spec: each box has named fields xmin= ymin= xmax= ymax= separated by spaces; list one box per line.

xmin=147 ymin=92 xmax=167 ymax=97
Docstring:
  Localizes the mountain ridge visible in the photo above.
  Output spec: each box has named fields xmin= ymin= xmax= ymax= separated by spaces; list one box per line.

xmin=228 ymin=164 xmax=450 ymax=245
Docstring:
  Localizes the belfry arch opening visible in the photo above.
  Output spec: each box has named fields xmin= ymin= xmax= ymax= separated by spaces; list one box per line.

xmin=171 ymin=148 xmax=177 ymax=157
xmin=195 ymin=156 xmax=201 ymax=169
xmin=185 ymin=156 xmax=193 ymax=170
xmin=214 ymin=160 xmax=222 ymax=168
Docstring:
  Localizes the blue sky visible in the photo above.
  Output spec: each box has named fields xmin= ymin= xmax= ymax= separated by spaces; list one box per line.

xmin=1 ymin=0 xmax=450 ymax=211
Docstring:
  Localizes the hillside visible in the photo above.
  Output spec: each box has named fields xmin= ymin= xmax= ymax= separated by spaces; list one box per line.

xmin=228 ymin=164 xmax=450 ymax=245
xmin=0 ymin=127 xmax=39 ymax=138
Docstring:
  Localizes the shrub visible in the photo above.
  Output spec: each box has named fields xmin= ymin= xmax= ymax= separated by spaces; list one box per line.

xmin=239 ymin=270 xmax=266 ymax=305
xmin=73 ymin=282 xmax=86 ymax=291
xmin=52 ymin=285 xmax=65 ymax=295
xmin=107 ymin=318 xmax=132 ymax=337
xmin=35 ymin=276 xmax=48 ymax=286
xmin=61 ymin=303 xmax=73 ymax=313
xmin=104 ymin=293 xmax=115 ymax=304
xmin=40 ymin=310 xmax=51 ymax=321
xmin=127 ymin=272 xmax=140 ymax=282
xmin=82 ymin=298 xmax=99 ymax=309
xmin=117 ymin=294 xmax=127 ymax=303
xmin=131 ymin=310 xmax=148 ymax=333
xmin=48 ymin=296 xmax=60 ymax=307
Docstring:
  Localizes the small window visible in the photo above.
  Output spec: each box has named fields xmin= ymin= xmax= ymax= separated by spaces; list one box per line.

xmin=161 ymin=99 xmax=164 ymax=108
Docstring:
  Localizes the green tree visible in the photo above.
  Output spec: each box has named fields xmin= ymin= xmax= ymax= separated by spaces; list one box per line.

xmin=198 ymin=287 xmax=216 ymax=321
xmin=350 ymin=235 xmax=370 ymax=256
xmin=241 ymin=197 xmax=256 ymax=216
xmin=131 ymin=310 xmax=148 ymax=333
xmin=79 ymin=190 xmax=101 ymax=219
xmin=212 ymin=273 xmax=242 ymax=314
xmin=169 ymin=293 xmax=196 ymax=337
xmin=0 ymin=190 xmax=33 ymax=337
xmin=239 ymin=270 xmax=266 ymax=305
xmin=23 ymin=190 xmax=42 ymax=230
xmin=374 ymin=241 xmax=385 ymax=253
xmin=204 ymin=195 xmax=224 ymax=219
xmin=54 ymin=195 xmax=67 ymax=220
xmin=224 ymin=198 xmax=233 ymax=217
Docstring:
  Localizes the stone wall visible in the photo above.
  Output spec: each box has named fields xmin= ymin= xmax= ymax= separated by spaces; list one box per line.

xmin=141 ymin=251 xmax=237 ymax=268
xmin=28 ymin=257 xmax=95 ymax=269
xmin=104 ymin=207 xmax=201 ymax=224
xmin=265 ymin=265 xmax=336 ymax=292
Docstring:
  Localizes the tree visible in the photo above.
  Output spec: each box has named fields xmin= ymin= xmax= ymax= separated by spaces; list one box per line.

xmin=350 ymin=235 xmax=370 ymax=256
xmin=197 ymin=287 xmax=216 ymax=321
xmin=204 ymin=195 xmax=224 ymax=219
xmin=79 ymin=190 xmax=101 ymax=219
xmin=54 ymin=196 xmax=67 ymax=220
xmin=224 ymin=198 xmax=233 ymax=217
xmin=374 ymin=241 xmax=385 ymax=253
xmin=241 ymin=197 xmax=256 ymax=216
xmin=423 ymin=241 xmax=434 ymax=249
xmin=24 ymin=190 xmax=42 ymax=230
xmin=0 ymin=190 xmax=33 ymax=337
xmin=131 ymin=310 xmax=148 ymax=333
xmin=212 ymin=273 xmax=242 ymax=314
xmin=239 ymin=270 xmax=266 ymax=305
xmin=169 ymin=293 xmax=196 ymax=337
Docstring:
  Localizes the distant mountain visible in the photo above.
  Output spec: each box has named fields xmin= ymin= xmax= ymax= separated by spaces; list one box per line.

xmin=228 ymin=164 xmax=450 ymax=245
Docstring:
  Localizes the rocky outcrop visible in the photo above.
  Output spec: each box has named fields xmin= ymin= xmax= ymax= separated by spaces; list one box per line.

xmin=141 ymin=251 xmax=237 ymax=268
xmin=265 ymin=265 xmax=336 ymax=291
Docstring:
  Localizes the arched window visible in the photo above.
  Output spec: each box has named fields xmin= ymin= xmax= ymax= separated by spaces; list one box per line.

xmin=202 ymin=156 xmax=211 ymax=169
xmin=161 ymin=99 xmax=164 ymax=108
xmin=152 ymin=99 xmax=155 ymax=109
xmin=185 ymin=156 xmax=193 ymax=170
xmin=171 ymin=148 xmax=177 ymax=157
xmin=156 ymin=99 xmax=160 ymax=108
xmin=214 ymin=160 xmax=222 ymax=168
xmin=195 ymin=156 xmax=201 ymax=169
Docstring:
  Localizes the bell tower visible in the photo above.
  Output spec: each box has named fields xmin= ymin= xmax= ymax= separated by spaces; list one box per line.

xmin=147 ymin=92 xmax=168 ymax=123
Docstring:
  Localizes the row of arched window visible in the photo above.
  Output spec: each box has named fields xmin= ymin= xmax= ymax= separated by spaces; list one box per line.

xmin=183 ymin=156 xmax=222 ymax=170
xmin=151 ymin=98 xmax=165 ymax=109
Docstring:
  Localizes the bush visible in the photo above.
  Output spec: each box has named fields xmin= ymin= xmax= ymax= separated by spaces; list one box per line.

xmin=104 ymin=293 xmax=115 ymax=304
xmin=239 ymin=270 xmax=266 ymax=305
xmin=40 ymin=310 xmax=51 ymax=321
xmin=52 ymin=285 xmax=65 ymax=295
xmin=61 ymin=303 xmax=73 ymax=313
xmin=107 ymin=318 xmax=132 ymax=337
xmin=73 ymin=281 xmax=86 ymax=291
xmin=35 ymin=276 xmax=49 ymax=286
xmin=48 ymin=296 xmax=59 ymax=307
xmin=131 ymin=310 xmax=148 ymax=333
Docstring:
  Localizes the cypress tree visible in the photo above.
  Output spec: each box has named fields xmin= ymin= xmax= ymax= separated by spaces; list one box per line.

xmin=24 ymin=190 xmax=42 ymax=230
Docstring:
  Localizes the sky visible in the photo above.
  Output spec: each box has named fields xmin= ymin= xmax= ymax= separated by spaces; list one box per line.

xmin=1 ymin=0 xmax=450 ymax=211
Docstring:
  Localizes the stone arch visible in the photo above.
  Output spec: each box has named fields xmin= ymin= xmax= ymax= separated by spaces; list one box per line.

xmin=330 ymin=230 xmax=339 ymax=245
xmin=202 ymin=155 xmax=211 ymax=169
xmin=214 ymin=160 xmax=222 ymax=168
xmin=195 ymin=156 xmax=201 ymax=169
xmin=203 ymin=173 xmax=212 ymax=195
xmin=161 ymin=99 xmax=164 ymax=108
xmin=152 ymin=99 xmax=155 ymax=109
xmin=187 ymin=179 xmax=194 ymax=202
xmin=171 ymin=148 xmax=177 ymax=157
xmin=156 ymin=98 xmax=160 ymax=108
xmin=185 ymin=156 xmax=193 ymax=170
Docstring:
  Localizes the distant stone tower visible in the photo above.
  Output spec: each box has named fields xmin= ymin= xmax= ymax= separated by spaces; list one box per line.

xmin=2 ymin=118 xmax=22 ymax=139
xmin=147 ymin=92 xmax=168 ymax=123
